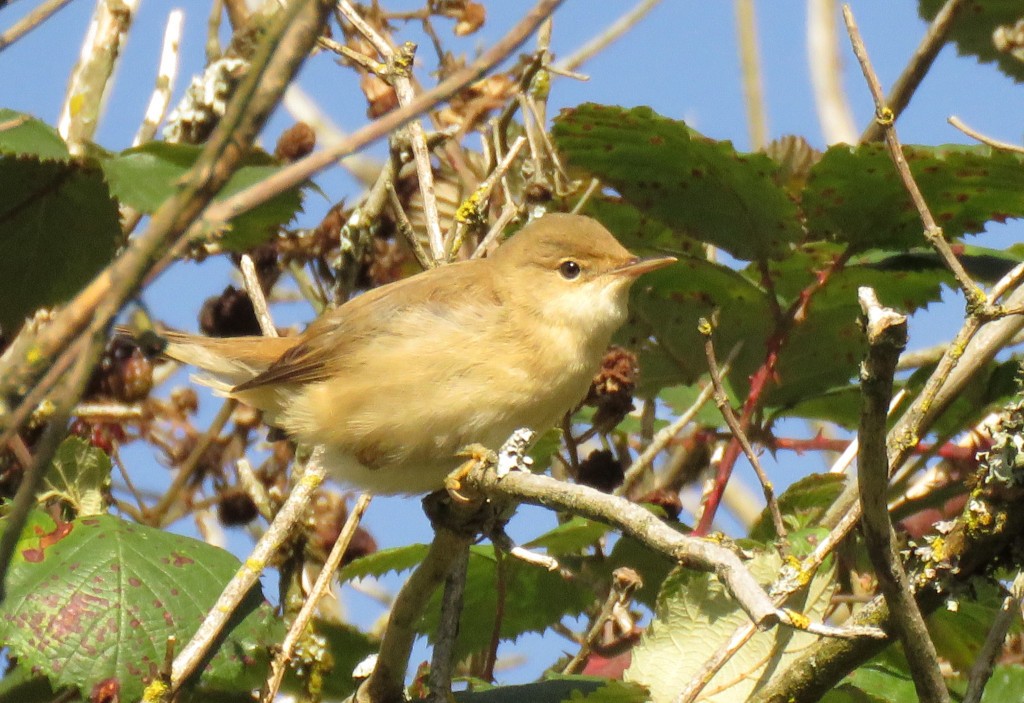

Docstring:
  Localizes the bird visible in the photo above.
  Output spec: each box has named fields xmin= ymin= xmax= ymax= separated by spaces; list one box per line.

xmin=156 ymin=213 xmax=676 ymax=494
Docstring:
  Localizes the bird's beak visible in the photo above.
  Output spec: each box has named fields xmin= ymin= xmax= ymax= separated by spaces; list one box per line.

xmin=612 ymin=255 xmax=677 ymax=278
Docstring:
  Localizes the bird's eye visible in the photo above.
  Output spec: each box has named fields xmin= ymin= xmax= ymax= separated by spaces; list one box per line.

xmin=558 ymin=260 xmax=582 ymax=280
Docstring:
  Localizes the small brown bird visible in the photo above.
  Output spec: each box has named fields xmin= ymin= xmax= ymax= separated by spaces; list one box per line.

xmin=160 ymin=214 xmax=675 ymax=494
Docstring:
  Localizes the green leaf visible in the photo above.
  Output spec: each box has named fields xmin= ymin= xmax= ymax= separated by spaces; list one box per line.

xmin=772 ymin=385 xmax=863 ymax=428
xmin=0 ymin=109 xmax=70 ymax=161
xmin=928 ymin=579 xmax=1019 ymax=671
xmin=307 ymin=620 xmax=378 ymax=700
xmin=525 ymin=517 xmax=609 ymax=556
xmin=659 ymin=383 xmax=733 ymax=427
xmin=0 ymin=154 xmax=120 ymax=333
xmin=0 ymin=664 xmax=61 ymax=703
xmin=101 ymin=142 xmax=303 ymax=251
xmin=621 ymin=257 xmax=775 ymax=397
xmin=766 ymin=263 xmax=949 ymax=408
xmin=853 ymin=244 xmax=1023 ymax=283
xmin=911 ymin=359 xmax=1020 ymax=438
xmin=580 ymin=196 xmax=704 ymax=257
xmin=530 ymin=427 xmax=564 ymax=471
xmin=749 ymin=473 xmax=848 ymax=542
xmin=978 ymin=665 xmax=1024 ymax=702
xmin=420 ymin=545 xmax=593 ymax=659
xmin=840 ymin=652 xmax=919 ymax=703
xmin=0 ymin=512 xmax=280 ymax=701
xmin=337 ymin=543 xmax=428 ymax=582
xmin=820 ymin=685 xmax=888 ymax=703
xmin=553 ymin=104 xmax=802 ymax=261
xmin=625 ymin=549 xmax=836 ymax=702
xmin=919 ymin=0 xmax=1024 ymax=82
xmin=41 ymin=436 xmax=111 ymax=516
xmin=454 ymin=676 xmax=649 ymax=703
xmin=804 ymin=143 xmax=1024 ymax=252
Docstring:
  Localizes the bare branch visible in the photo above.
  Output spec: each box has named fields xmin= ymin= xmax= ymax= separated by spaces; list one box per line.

xmin=58 ymin=0 xmax=141 ymax=154
xmin=844 ymin=4 xmax=988 ymax=312
xmin=963 ymin=573 xmax=1024 ymax=703
xmin=337 ymin=1 xmax=446 ymax=260
xmin=463 ymin=465 xmax=779 ymax=628
xmin=948 ymin=115 xmax=1024 ymax=156
xmin=856 ymin=287 xmax=948 ymax=703
xmin=0 ymin=0 xmax=76 ymax=51
xmin=556 ymin=0 xmax=662 ymax=73
xmin=357 ymin=526 xmax=474 ymax=703
xmin=133 ymin=9 xmax=183 ymax=146
xmin=859 ymin=0 xmax=966 ymax=143
xmin=262 ymin=493 xmax=373 ymax=703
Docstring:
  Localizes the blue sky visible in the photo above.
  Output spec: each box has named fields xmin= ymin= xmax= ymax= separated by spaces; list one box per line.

xmin=3 ymin=0 xmax=1023 ymax=685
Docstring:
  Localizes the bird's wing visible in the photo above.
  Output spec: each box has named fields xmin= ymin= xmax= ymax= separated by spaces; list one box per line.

xmin=232 ymin=259 xmax=496 ymax=391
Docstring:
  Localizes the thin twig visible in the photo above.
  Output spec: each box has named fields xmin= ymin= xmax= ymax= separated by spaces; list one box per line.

xmin=72 ymin=402 xmax=145 ymax=421
xmin=860 ymin=0 xmax=966 ymax=142
xmin=563 ymin=567 xmax=642 ymax=674
xmin=0 ymin=0 xmax=76 ymax=51
xmin=448 ymin=135 xmax=527 ymax=259
xmin=734 ymin=0 xmax=768 ymax=150
xmin=170 ymin=447 xmax=328 ymax=693
xmin=948 ymin=115 xmax=1024 ymax=156
xmin=963 ymin=572 xmax=1024 ymax=703
xmin=470 ymin=203 xmax=521 ymax=260
xmin=617 ymin=343 xmax=741 ymax=497
xmin=701 ymin=323 xmax=785 ymax=537
xmin=844 ymin=4 xmax=987 ymax=313
xmin=133 ymin=9 xmax=183 ymax=146
xmin=205 ymin=0 xmax=222 ymax=62
xmin=261 ymin=492 xmax=372 ymax=703
xmin=570 ymin=178 xmax=602 ymax=215
xmin=385 ymin=181 xmax=435 ymax=271
xmin=357 ymin=527 xmax=475 ymax=703
xmin=146 ymin=400 xmax=237 ymax=528
xmin=337 ymin=1 xmax=446 ymax=260
xmin=856 ymin=287 xmax=948 ymax=703
xmin=426 ymin=541 xmax=470 ymax=702
xmin=236 ymin=457 xmax=275 ymax=522
xmin=195 ymin=0 xmax=563 ymax=236
xmin=239 ymin=255 xmax=276 ymax=336
xmin=555 ymin=0 xmax=662 ymax=73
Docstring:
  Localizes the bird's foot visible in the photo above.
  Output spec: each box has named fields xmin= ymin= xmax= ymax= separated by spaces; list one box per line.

xmin=445 ymin=443 xmax=497 ymax=503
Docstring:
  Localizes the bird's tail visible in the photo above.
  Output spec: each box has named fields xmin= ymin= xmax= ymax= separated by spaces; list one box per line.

xmin=119 ymin=327 xmax=297 ymax=395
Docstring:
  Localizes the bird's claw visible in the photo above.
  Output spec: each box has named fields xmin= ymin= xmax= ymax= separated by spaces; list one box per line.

xmin=445 ymin=430 xmax=536 ymax=503
xmin=446 ymin=444 xmax=497 ymax=503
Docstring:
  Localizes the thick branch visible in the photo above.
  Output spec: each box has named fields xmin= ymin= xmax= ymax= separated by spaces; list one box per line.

xmin=753 ymin=395 xmax=1024 ymax=702
xmin=856 ymin=288 xmax=948 ymax=703
xmin=462 ymin=468 xmax=778 ymax=628
xmin=357 ymin=527 xmax=473 ymax=703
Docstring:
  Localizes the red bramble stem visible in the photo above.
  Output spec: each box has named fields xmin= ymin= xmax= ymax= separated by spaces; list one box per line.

xmin=694 ymin=255 xmax=846 ymax=535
